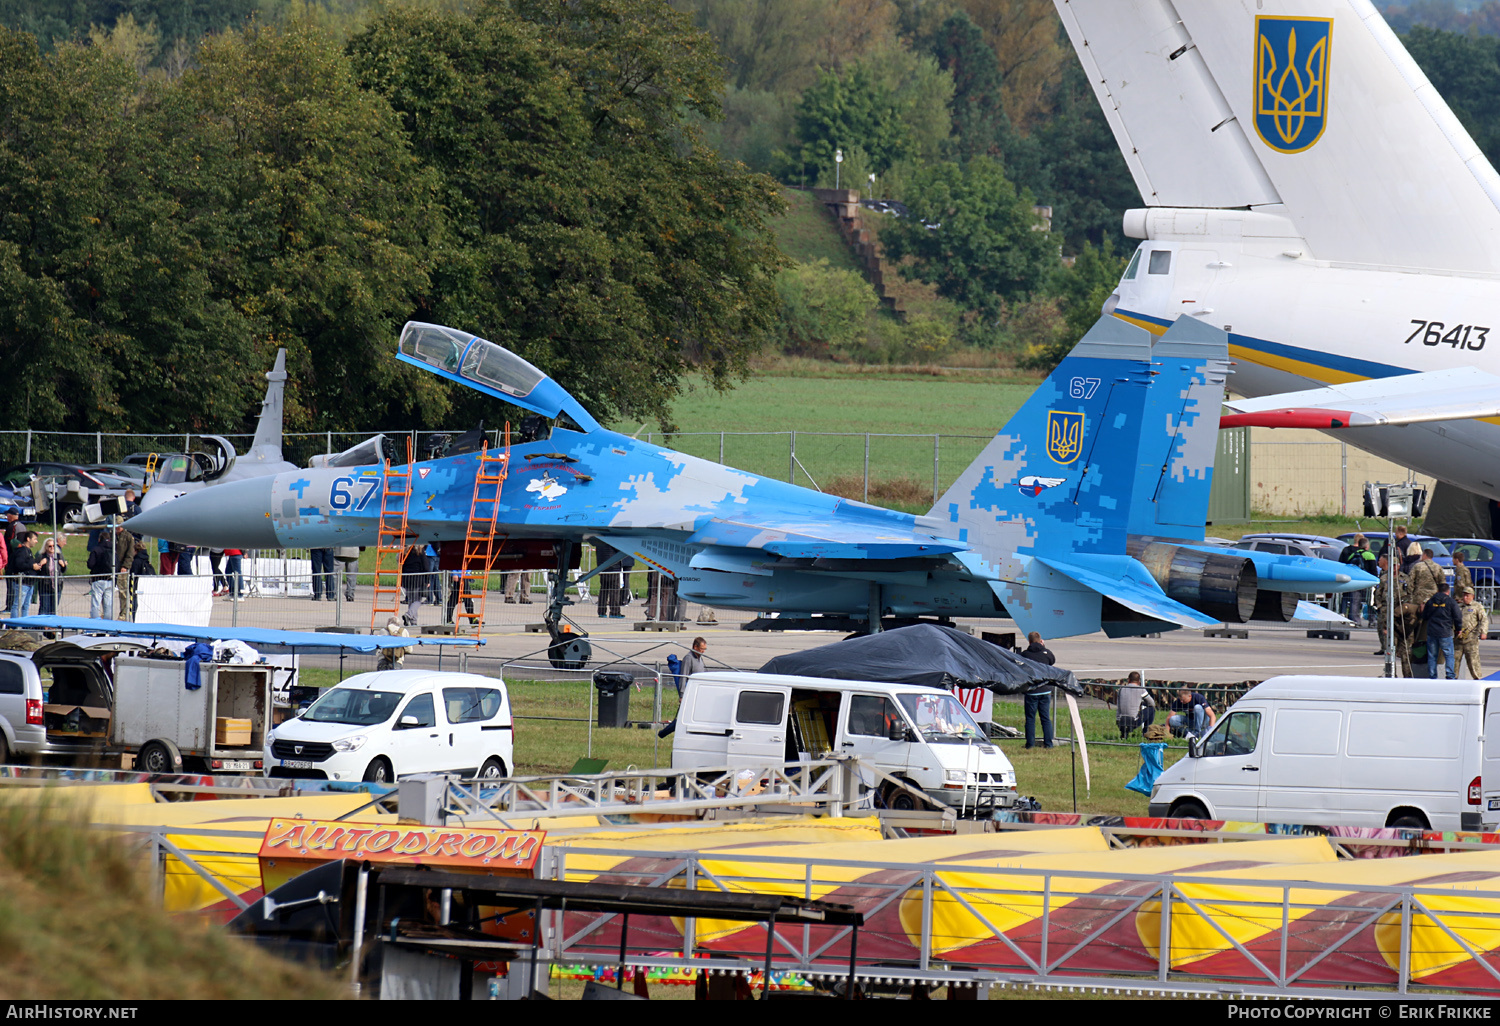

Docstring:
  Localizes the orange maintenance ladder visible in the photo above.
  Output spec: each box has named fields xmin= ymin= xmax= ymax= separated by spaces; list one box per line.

xmin=455 ymin=426 xmax=511 ymax=634
xmin=370 ymin=437 xmax=415 ymax=629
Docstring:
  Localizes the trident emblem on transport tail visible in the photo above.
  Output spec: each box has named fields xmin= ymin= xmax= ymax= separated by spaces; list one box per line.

xmin=1255 ymin=16 xmax=1332 ymax=154
xmin=1046 ymin=411 xmax=1085 ymax=465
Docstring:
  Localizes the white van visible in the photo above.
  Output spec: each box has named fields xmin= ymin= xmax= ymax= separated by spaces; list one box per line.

xmin=1149 ymin=675 xmax=1499 ymax=831
xmin=265 ymin=669 xmax=513 ymax=785
xmin=672 ymin=671 xmax=1017 ymax=810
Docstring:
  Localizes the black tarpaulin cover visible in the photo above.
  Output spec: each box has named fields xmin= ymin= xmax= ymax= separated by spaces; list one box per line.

xmin=758 ymin=624 xmax=1081 ymax=695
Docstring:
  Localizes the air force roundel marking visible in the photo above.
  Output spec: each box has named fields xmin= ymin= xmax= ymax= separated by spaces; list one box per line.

xmin=1018 ymin=475 xmax=1066 ymax=497
xmin=1046 ymin=410 xmax=1085 ymax=465
xmin=1255 ymin=15 xmax=1332 ymax=154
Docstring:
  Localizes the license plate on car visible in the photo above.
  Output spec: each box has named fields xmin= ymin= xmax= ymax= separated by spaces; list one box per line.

xmin=220 ymin=760 xmax=255 ymax=771
xmin=281 ymin=760 xmax=317 ymax=770
xmin=1489 ymin=798 xmax=1500 ymax=811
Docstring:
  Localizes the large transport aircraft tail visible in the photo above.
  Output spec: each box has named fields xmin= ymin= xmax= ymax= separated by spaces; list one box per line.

xmin=1053 ymin=0 xmax=1500 ymax=272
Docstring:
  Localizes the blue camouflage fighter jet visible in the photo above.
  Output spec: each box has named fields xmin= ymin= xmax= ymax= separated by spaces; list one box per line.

xmin=128 ymin=318 xmax=1375 ymax=646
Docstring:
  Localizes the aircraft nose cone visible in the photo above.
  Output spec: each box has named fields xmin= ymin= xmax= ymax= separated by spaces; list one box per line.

xmin=125 ymin=476 xmax=280 ymax=549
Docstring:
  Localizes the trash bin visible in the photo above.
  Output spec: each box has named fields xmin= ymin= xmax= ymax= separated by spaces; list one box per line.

xmin=593 ymin=671 xmax=633 ymax=728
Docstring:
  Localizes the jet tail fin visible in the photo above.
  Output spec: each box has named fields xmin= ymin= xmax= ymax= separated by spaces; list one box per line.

xmin=1128 ymin=317 xmax=1231 ymax=540
xmin=930 ymin=314 xmax=1156 ymax=560
xmin=248 ymin=349 xmax=287 ymax=463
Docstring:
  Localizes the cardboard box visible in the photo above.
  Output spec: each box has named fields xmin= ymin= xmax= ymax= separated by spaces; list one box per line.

xmin=44 ymin=704 xmax=111 ymax=738
xmin=216 ymin=716 xmax=253 ymax=746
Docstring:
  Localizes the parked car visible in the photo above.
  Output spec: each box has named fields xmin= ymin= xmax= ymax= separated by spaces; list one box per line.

xmin=0 ymin=462 xmax=128 ymax=512
xmin=0 ymin=642 xmax=117 ymax=764
xmin=672 ymin=671 xmax=1017 ymax=811
xmin=1339 ymin=532 xmax=1453 ymax=569
xmin=1441 ymin=539 xmax=1500 ymax=607
xmin=1233 ymin=533 xmax=1350 ymax=561
xmin=1149 ymin=675 xmax=1489 ymax=831
xmin=265 ymin=669 xmax=513 ymax=784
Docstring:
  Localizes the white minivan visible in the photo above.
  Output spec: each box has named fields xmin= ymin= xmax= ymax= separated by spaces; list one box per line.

xmin=672 ymin=671 xmax=1017 ymax=810
xmin=265 ymin=669 xmax=513 ymax=784
xmin=1150 ymin=675 xmax=1500 ymax=831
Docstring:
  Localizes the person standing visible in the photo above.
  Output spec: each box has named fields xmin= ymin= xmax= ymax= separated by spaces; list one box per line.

xmin=158 ymin=538 xmax=177 ymax=576
xmin=309 ymin=547 xmax=334 ymax=601
xmin=7 ymin=531 xmax=37 ymax=618
xmin=401 ymin=544 xmax=426 ymax=625
xmin=1391 ymin=525 xmax=1421 ymax=571
xmin=223 ymin=547 xmax=244 ymax=600
xmin=422 ymin=543 xmax=441 ymax=604
xmin=126 ymin=539 xmax=154 ymax=620
xmin=1410 ymin=548 xmax=1444 ymax=609
xmin=682 ymin=636 xmax=708 ymax=682
xmin=34 ymin=536 xmax=66 ymax=616
xmin=594 ymin=542 xmax=624 ymax=618
xmin=1452 ymin=549 xmax=1474 ymax=599
xmin=444 ymin=569 xmax=475 ymax=625
xmin=334 ymin=547 xmax=359 ymax=602
xmin=1018 ymin=631 xmax=1056 ymax=749
xmin=176 ymin=544 xmax=196 ymax=577
xmin=1342 ymin=535 xmax=1377 ymax=624
xmin=86 ymin=526 xmax=114 ymax=619
xmin=209 ymin=548 xmax=228 ymax=596
xmin=1422 ymin=581 xmax=1461 ymax=680
xmin=1458 ymin=586 xmax=1491 ymax=680
xmin=3 ymin=511 xmax=21 ymax=612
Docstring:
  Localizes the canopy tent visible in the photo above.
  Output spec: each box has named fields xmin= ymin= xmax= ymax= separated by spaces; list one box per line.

xmin=758 ymin=624 xmax=1080 ymax=695
xmin=0 ymin=615 xmax=482 ymax=654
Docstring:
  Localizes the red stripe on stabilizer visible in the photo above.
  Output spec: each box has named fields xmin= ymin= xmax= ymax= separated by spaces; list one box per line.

xmin=1220 ymin=408 xmax=1355 ymax=429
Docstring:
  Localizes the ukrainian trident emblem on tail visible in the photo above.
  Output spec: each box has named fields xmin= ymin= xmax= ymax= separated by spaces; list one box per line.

xmin=1046 ymin=410 xmax=1085 ymax=465
xmin=1254 ymin=16 xmax=1332 ymax=154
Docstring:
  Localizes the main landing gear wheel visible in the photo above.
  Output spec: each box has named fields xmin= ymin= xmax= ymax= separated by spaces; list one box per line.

xmin=548 ymin=635 xmax=592 ymax=670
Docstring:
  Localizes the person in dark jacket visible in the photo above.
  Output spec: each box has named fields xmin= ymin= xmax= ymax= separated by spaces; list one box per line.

xmin=126 ymin=540 xmax=154 ymax=620
xmin=1422 ymin=581 xmax=1461 ymax=680
xmin=34 ymin=536 xmax=66 ymax=615
xmin=1018 ymin=631 xmax=1056 ymax=749
xmin=7 ymin=531 xmax=37 ymax=618
xmin=401 ymin=545 xmax=426 ymax=626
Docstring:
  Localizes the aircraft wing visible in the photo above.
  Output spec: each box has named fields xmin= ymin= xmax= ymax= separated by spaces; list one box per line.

xmin=683 ymin=512 xmax=967 ymax=562
xmin=1220 ymin=368 xmax=1500 ymax=430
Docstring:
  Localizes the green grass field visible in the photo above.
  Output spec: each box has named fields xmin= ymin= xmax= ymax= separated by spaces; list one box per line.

xmin=770 ymin=188 xmax=864 ymax=271
xmin=295 ymin=669 xmax=1182 ymax=815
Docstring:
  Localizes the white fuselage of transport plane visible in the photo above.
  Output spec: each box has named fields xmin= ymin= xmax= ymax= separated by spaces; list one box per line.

xmin=1111 ymin=214 xmax=1500 ymax=500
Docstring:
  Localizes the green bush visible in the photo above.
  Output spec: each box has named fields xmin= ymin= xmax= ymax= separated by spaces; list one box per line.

xmin=776 ymin=258 xmax=880 ymax=356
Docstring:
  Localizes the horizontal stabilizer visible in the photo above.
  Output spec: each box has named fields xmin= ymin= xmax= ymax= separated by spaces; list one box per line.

xmin=1221 ymin=368 xmax=1500 ymax=429
xmin=1293 ymin=601 xmax=1355 ymax=625
xmin=1036 ymin=553 xmax=1220 ymax=629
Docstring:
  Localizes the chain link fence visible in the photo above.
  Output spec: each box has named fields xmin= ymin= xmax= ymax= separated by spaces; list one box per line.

xmin=2 ymin=426 xmax=1434 ymax=516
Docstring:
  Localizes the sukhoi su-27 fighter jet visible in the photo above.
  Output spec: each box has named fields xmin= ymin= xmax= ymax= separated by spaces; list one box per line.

xmin=127 ymin=318 xmax=1373 ymax=647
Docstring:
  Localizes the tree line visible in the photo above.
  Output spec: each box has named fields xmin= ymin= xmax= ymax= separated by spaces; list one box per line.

xmin=3 ymin=0 xmax=1498 ymax=442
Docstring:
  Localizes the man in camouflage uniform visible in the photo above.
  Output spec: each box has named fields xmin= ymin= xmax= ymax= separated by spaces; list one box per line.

xmin=1452 ymin=549 xmax=1474 ymax=598
xmin=1371 ymin=554 xmax=1400 ymax=655
xmin=1458 ymin=586 xmax=1490 ymax=680
xmin=1372 ymin=554 xmax=1414 ymax=675
xmin=1409 ymin=548 xmax=1445 ymax=608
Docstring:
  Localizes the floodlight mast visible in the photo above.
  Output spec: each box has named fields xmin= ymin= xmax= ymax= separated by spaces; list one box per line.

xmin=1371 ymin=482 xmax=1415 ymax=679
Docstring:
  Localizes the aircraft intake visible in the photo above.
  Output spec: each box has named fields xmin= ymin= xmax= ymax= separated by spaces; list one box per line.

xmin=1130 ymin=542 xmax=1257 ymax=623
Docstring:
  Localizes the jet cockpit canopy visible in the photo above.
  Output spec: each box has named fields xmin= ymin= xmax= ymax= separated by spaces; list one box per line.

xmin=397 ymin=322 xmax=600 ymax=432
